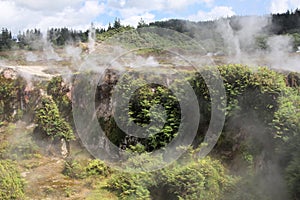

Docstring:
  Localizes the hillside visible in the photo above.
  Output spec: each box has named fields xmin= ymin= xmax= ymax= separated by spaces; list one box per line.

xmin=0 ymin=14 xmax=300 ymax=200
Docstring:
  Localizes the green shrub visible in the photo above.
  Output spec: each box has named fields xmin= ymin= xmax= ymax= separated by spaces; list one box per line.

xmin=154 ymin=157 xmax=235 ymax=200
xmin=0 ymin=72 xmax=26 ymax=122
xmin=107 ymin=156 xmax=235 ymax=200
xmin=34 ymin=96 xmax=75 ymax=141
xmin=63 ymin=159 xmax=86 ymax=179
xmin=272 ymin=88 xmax=300 ymax=198
xmin=63 ymin=158 xmax=111 ymax=179
xmin=85 ymin=159 xmax=112 ymax=177
xmin=0 ymin=160 xmax=25 ymax=199
xmin=107 ymin=172 xmax=152 ymax=200
xmin=47 ymin=76 xmax=72 ymax=122
xmin=286 ymin=149 xmax=300 ymax=198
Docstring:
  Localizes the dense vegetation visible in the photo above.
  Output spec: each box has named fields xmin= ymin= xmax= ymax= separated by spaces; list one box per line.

xmin=93 ymin=65 xmax=299 ymax=199
xmin=34 ymin=95 xmax=74 ymax=141
xmin=0 ymin=69 xmax=26 ymax=122
xmin=107 ymin=155 xmax=235 ymax=200
xmin=0 ymin=39 xmax=300 ymax=198
xmin=0 ymin=160 xmax=25 ymax=199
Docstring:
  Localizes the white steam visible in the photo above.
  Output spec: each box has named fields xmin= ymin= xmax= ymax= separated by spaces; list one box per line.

xmin=266 ymin=35 xmax=297 ymax=70
xmin=215 ymin=16 xmax=300 ymax=72
xmin=88 ymin=23 xmax=96 ymax=53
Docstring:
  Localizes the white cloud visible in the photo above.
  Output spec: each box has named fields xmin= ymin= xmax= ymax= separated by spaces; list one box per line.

xmin=32 ymin=1 xmax=105 ymax=31
xmin=107 ymin=0 xmax=164 ymax=11
xmin=13 ymin=0 xmax=84 ymax=12
xmin=165 ymin=0 xmax=213 ymax=10
xmin=270 ymin=0 xmax=300 ymax=13
xmin=107 ymin=0 xmax=215 ymax=27
xmin=0 ymin=0 xmax=105 ymax=33
xmin=0 ymin=1 xmax=41 ymax=32
xmin=107 ymin=0 xmax=213 ymax=13
xmin=118 ymin=7 xmax=148 ymax=18
xmin=0 ymin=0 xmax=236 ymax=35
xmin=188 ymin=6 xmax=236 ymax=22
xmin=121 ymin=12 xmax=156 ymax=27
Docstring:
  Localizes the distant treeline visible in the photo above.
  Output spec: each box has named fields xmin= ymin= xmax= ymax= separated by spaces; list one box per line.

xmin=148 ymin=9 xmax=300 ymax=35
xmin=272 ymin=9 xmax=300 ymax=34
xmin=0 ymin=18 xmax=124 ymax=51
xmin=2 ymin=10 xmax=300 ymax=51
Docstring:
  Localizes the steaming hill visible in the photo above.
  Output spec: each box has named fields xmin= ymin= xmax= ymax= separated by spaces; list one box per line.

xmin=2 ymin=11 xmax=300 ymax=74
xmin=0 ymin=11 xmax=300 ymax=200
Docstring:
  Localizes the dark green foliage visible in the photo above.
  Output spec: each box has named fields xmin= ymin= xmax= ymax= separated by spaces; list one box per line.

xmin=0 ymin=71 xmax=26 ymax=121
xmin=47 ymin=27 xmax=89 ymax=45
xmin=129 ymin=84 xmax=181 ymax=150
xmin=105 ymin=71 xmax=182 ymax=151
xmin=108 ymin=172 xmax=152 ymax=200
xmin=96 ymin=25 xmax=134 ymax=41
xmin=137 ymin=18 xmax=148 ymax=28
xmin=34 ymin=96 xmax=74 ymax=141
xmin=99 ymin=117 xmax=126 ymax=147
xmin=113 ymin=18 xmax=122 ymax=29
xmin=107 ymin=156 xmax=234 ymax=200
xmin=47 ymin=76 xmax=72 ymax=122
xmin=98 ymin=65 xmax=288 ymax=155
xmin=63 ymin=158 xmax=111 ymax=179
xmin=272 ymin=89 xmax=300 ymax=139
xmin=17 ymin=29 xmax=43 ymax=50
xmin=63 ymin=159 xmax=86 ymax=179
xmin=85 ymin=159 xmax=112 ymax=177
xmin=271 ymin=9 xmax=300 ymax=34
xmin=0 ymin=28 xmax=13 ymax=50
xmin=149 ymin=19 xmax=191 ymax=34
xmin=154 ymin=157 xmax=235 ymax=200
xmin=95 ymin=65 xmax=300 ymax=200
xmin=0 ymin=72 xmax=16 ymax=121
xmin=272 ymin=88 xmax=300 ymax=198
xmin=216 ymin=65 xmax=286 ymax=157
xmin=289 ymin=33 xmax=300 ymax=50
xmin=0 ymin=160 xmax=25 ymax=199
xmin=218 ymin=65 xmax=286 ymax=119
xmin=286 ymin=150 xmax=300 ymax=199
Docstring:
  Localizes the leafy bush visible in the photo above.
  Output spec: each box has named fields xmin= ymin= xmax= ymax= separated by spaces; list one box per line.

xmin=272 ymin=88 xmax=300 ymax=198
xmin=85 ymin=159 xmax=112 ymax=177
xmin=34 ymin=96 xmax=74 ymax=141
xmin=154 ymin=157 xmax=235 ymax=200
xmin=0 ymin=160 xmax=25 ymax=199
xmin=63 ymin=159 xmax=86 ymax=179
xmin=47 ymin=76 xmax=72 ymax=122
xmin=286 ymin=149 xmax=300 ymax=198
xmin=218 ymin=65 xmax=286 ymax=121
xmin=107 ymin=156 xmax=235 ymax=200
xmin=63 ymin=158 xmax=111 ymax=179
xmin=0 ymin=71 xmax=26 ymax=121
xmin=107 ymin=172 xmax=152 ymax=200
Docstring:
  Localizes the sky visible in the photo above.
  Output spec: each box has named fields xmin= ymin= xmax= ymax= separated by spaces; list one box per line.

xmin=1 ymin=0 xmax=300 ymax=33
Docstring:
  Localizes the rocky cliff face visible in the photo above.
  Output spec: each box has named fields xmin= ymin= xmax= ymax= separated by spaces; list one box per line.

xmin=286 ymin=72 xmax=300 ymax=88
xmin=0 ymin=68 xmax=40 ymax=122
xmin=95 ymin=68 xmax=119 ymax=121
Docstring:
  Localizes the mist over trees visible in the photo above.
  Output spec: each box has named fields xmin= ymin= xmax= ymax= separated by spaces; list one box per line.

xmin=2 ymin=10 xmax=300 ymax=51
